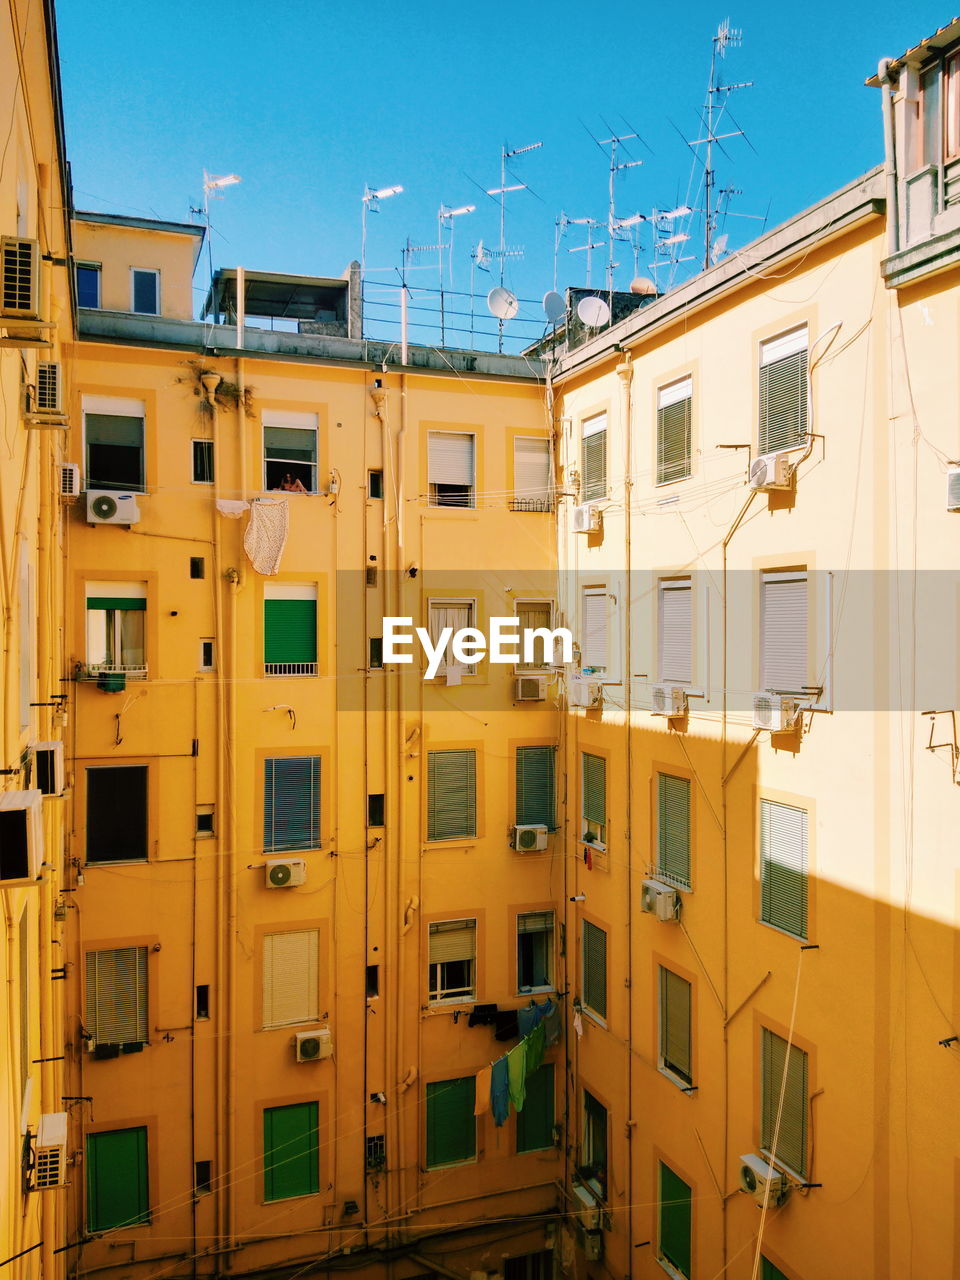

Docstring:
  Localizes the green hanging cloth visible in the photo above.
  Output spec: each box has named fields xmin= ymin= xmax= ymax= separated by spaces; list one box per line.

xmin=507 ymin=1040 xmax=527 ymax=1111
xmin=524 ymin=1021 xmax=546 ymax=1076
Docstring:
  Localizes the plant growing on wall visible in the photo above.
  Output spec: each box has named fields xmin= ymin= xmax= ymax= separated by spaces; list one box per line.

xmin=177 ymin=359 xmax=255 ymax=417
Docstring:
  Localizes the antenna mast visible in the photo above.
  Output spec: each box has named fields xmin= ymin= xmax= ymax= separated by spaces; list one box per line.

xmin=593 ymin=131 xmax=643 ymax=295
xmin=696 ymin=21 xmax=752 ymax=270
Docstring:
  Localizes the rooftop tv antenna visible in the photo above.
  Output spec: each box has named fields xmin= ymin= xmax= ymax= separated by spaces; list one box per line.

xmin=469 ymin=239 xmax=492 ymax=345
xmin=434 ymin=202 xmax=475 ymax=346
xmin=562 ymin=215 xmax=603 ymax=289
xmin=647 ymin=204 xmax=694 ymax=290
xmin=584 ymin=123 xmax=647 ymax=295
xmin=195 ymin=171 xmax=241 ymax=301
xmin=485 ymin=140 xmax=541 ymax=349
xmin=361 ymin=183 xmax=403 ymax=295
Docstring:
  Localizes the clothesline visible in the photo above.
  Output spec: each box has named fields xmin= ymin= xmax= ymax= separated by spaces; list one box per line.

xmin=472 ymin=997 xmax=561 ymax=1127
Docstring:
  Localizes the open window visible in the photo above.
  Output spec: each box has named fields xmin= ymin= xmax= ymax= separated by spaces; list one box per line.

xmin=428 ymin=918 xmax=476 ymax=1002
xmin=84 ymin=396 xmax=145 ymax=492
xmin=84 ymin=583 xmax=147 ymax=680
xmin=428 ymin=431 xmax=475 ymax=507
xmin=263 ymin=411 xmax=318 ymax=493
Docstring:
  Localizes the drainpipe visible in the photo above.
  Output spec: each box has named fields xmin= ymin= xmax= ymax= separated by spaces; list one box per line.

xmin=878 ymin=59 xmax=900 ymax=257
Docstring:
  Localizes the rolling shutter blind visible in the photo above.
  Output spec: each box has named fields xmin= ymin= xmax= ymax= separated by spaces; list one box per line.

xmin=263 ymin=1102 xmax=319 ymax=1201
xmin=517 ymin=910 xmax=554 ymax=934
xmin=659 ymin=580 xmax=692 ymax=683
xmin=581 ymin=413 xmax=607 ymax=501
xmin=428 ymin=432 xmax=475 ymax=485
xmin=761 ymin=571 xmax=807 ymax=692
xmin=428 ymin=919 xmax=476 ymax=963
xmin=657 ymin=379 xmax=692 ymax=484
xmin=263 ymin=756 xmax=320 ymax=852
xmin=426 ymin=1077 xmax=476 ymax=1167
xmin=660 ymin=967 xmax=692 ymax=1083
xmin=517 ymin=1063 xmax=554 ymax=1152
xmin=85 ymin=947 xmax=148 ymax=1045
xmin=582 ymin=754 xmax=606 ymax=827
xmin=516 ymin=746 xmax=556 ymax=827
xmin=760 ymin=800 xmax=808 ymax=938
xmin=659 ymin=1162 xmax=692 ymax=1277
xmin=85 ymin=413 xmax=144 ymax=448
xmin=264 ymin=598 xmax=317 ymax=664
xmin=761 ymin=1028 xmax=808 ymax=1177
xmin=262 ymin=929 xmax=319 ymax=1027
xmin=582 ymin=920 xmax=607 ymax=1018
xmin=581 ymin=590 xmax=607 ymax=671
xmin=514 ymin=437 xmax=551 ymax=501
xmin=86 ymin=1128 xmax=149 ymax=1231
xmin=658 ymin=773 xmax=691 ymax=887
xmin=427 ymin=749 xmax=477 ymax=841
xmin=760 ymin=329 xmax=808 ymax=453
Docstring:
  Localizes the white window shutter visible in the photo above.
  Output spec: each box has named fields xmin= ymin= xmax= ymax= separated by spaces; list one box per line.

xmin=262 ymin=929 xmax=319 ymax=1028
xmin=85 ymin=947 xmax=148 ymax=1044
xmin=428 ymin=432 xmax=475 ymax=486
xmin=761 ymin=571 xmax=807 ymax=692
xmin=659 ymin=580 xmax=692 ymax=683
xmin=514 ymin=437 xmax=551 ymax=501
xmin=428 ymin=919 xmax=477 ymax=963
xmin=582 ymin=590 xmax=607 ymax=671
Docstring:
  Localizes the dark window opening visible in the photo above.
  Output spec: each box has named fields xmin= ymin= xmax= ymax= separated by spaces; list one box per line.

xmin=367 ymin=793 xmax=385 ymax=826
xmin=194 ymin=1160 xmax=212 ymax=1194
xmin=368 ymin=470 xmax=384 ymax=499
xmin=195 ymin=985 xmax=210 ymax=1019
xmin=132 ymin=269 xmax=159 ymax=315
xmin=200 ymin=640 xmax=215 ymax=670
xmin=365 ymin=565 xmax=378 ymax=586
xmin=504 ymin=1253 xmax=553 ymax=1280
xmin=196 ymin=808 xmax=214 ymax=836
xmin=190 ymin=557 xmax=205 ymax=580
xmin=192 ymin=440 xmax=214 ymax=484
xmin=0 ymin=810 xmax=30 ymax=881
xmin=365 ymin=1134 xmax=386 ymax=1170
xmin=76 ymin=264 xmax=101 ymax=309
xmin=366 ymin=965 xmax=379 ymax=997
xmin=369 ymin=637 xmax=383 ymax=669
xmin=85 ymin=413 xmax=144 ymax=491
xmin=430 ymin=482 xmax=473 ymax=508
xmin=86 ymin=765 xmax=148 ymax=863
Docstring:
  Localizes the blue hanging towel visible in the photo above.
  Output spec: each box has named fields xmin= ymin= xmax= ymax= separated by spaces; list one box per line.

xmin=517 ymin=1002 xmax=541 ymax=1037
xmin=491 ymin=1056 xmax=510 ymax=1126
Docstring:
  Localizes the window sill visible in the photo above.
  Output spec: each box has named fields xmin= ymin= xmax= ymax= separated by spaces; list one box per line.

xmin=84 ymin=858 xmax=149 ymax=867
xmin=426 ymin=997 xmax=476 ymax=1010
xmin=425 ymin=1156 xmax=477 ymax=1170
xmin=424 ymin=838 xmax=478 ymax=848
xmin=656 ymin=1256 xmax=689 ymax=1280
xmin=582 ymin=1007 xmax=607 ymax=1030
xmin=517 ymin=985 xmax=555 ymax=996
xmin=658 ymin=1065 xmax=694 ymax=1093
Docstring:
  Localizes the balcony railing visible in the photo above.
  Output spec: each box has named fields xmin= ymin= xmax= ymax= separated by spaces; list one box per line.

xmin=510 ymin=496 xmax=554 ymax=513
xmin=264 ymin=662 xmax=318 ymax=677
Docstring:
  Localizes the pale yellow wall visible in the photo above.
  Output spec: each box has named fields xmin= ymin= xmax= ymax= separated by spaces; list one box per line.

xmin=73 ymin=220 xmax=199 ymax=320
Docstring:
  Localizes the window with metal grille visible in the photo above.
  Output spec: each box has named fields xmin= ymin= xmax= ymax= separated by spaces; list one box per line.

xmin=658 ymin=1162 xmax=692 ymax=1278
xmin=581 ymin=1089 xmax=607 ymax=1196
xmin=512 ymin=436 xmax=552 ymax=511
xmin=760 ymin=800 xmax=808 ymax=939
xmin=581 ymin=587 xmax=607 ymax=675
xmin=761 ymin=570 xmax=808 ymax=693
xmin=581 ymin=920 xmax=607 ymax=1019
xmin=264 ymin=584 xmax=317 ymax=676
xmin=515 ymin=746 xmax=556 ymax=829
xmin=86 ymin=766 xmax=148 ymax=864
xmin=658 ymin=578 xmax=692 ymax=684
xmin=582 ymin=753 xmax=606 ymax=847
xmin=263 ymin=411 xmax=318 ymax=492
xmin=659 ymin=966 xmax=692 ymax=1086
xmin=85 ymin=947 xmax=148 ymax=1050
xmin=759 ymin=328 xmax=807 ymax=454
xmin=262 ymin=929 xmax=319 ymax=1028
xmin=428 ymin=919 xmax=476 ymax=1002
xmin=580 ymin=412 xmax=607 ymax=501
xmin=426 ymin=1077 xmax=476 ymax=1167
xmin=365 ymin=1134 xmax=386 ymax=1170
xmin=428 ymin=431 xmax=475 ymax=507
xmin=657 ymin=377 xmax=692 ymax=484
xmin=516 ymin=599 xmax=554 ymax=671
xmin=517 ymin=1063 xmax=554 ymax=1152
xmin=761 ymin=1027 xmax=808 ymax=1178
xmin=517 ymin=911 xmax=554 ymax=991
xmin=263 ymin=756 xmax=321 ymax=852
xmin=657 ymin=773 xmax=691 ymax=888
xmin=427 ymin=749 xmax=476 ymax=841
xmin=86 ymin=1127 xmax=149 ymax=1231
xmin=263 ymin=1102 xmax=319 ymax=1200
xmin=192 ymin=439 xmax=214 ymax=484
xmin=84 ymin=397 xmax=145 ymax=491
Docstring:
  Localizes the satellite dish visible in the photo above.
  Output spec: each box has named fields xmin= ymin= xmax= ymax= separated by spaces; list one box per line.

xmin=630 ymin=276 xmax=657 ymax=297
xmin=576 ymin=295 xmax=611 ymax=328
xmin=711 ymin=234 xmax=729 ymax=263
xmin=543 ymin=291 xmax=565 ymax=324
xmin=487 ymin=286 xmax=519 ymax=320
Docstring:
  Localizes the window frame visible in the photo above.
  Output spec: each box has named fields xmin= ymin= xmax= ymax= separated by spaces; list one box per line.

xmin=580 ymin=412 xmax=607 ymax=503
xmin=426 ymin=597 xmax=478 ymax=677
xmin=191 ymin=438 xmax=214 ymax=485
xmin=656 ymin=771 xmax=692 ymax=890
xmin=758 ymin=327 xmax=808 ymax=456
xmin=581 ymin=752 xmax=607 ymax=849
xmin=85 ymin=584 xmax=147 ymax=678
xmin=86 ymin=1127 xmax=150 ymax=1231
xmin=581 ymin=918 xmax=607 ymax=1021
xmin=658 ymin=1160 xmax=692 ymax=1279
xmin=658 ymin=965 xmax=693 ymax=1088
xmin=130 ymin=267 xmax=160 ymax=316
xmin=84 ymin=945 xmax=149 ymax=1050
xmin=76 ymin=261 xmax=101 ymax=309
xmin=263 ymin=755 xmax=321 ymax=853
xmin=759 ymin=798 xmax=809 ymax=941
xmin=263 ymin=583 xmax=318 ymax=677
xmin=86 ymin=764 xmax=149 ymax=864
xmin=427 ymin=429 xmax=476 ymax=508
xmin=512 ymin=434 xmax=552 ymax=512
xmin=656 ymin=376 xmax=693 ymax=485
xmin=516 ymin=909 xmax=555 ymax=993
xmin=262 ymin=1101 xmax=319 ymax=1202
xmin=516 ymin=1063 xmax=555 ymax=1153
xmin=658 ymin=576 xmax=693 ymax=685
xmin=425 ymin=1076 xmax=477 ymax=1168
xmin=83 ymin=396 xmax=146 ymax=493
xmin=760 ymin=568 xmax=809 ymax=695
xmin=760 ymin=1027 xmax=809 ymax=1180
xmin=427 ymin=917 xmax=477 ymax=1004
xmin=426 ymin=748 xmax=478 ymax=842
xmin=261 ymin=927 xmax=320 ymax=1029
xmin=580 ymin=1088 xmax=608 ymax=1199
xmin=262 ymin=411 xmax=319 ymax=494
xmin=580 ymin=585 xmax=608 ymax=677
xmin=514 ymin=599 xmax=555 ymax=673
xmin=515 ymin=744 xmax=556 ymax=830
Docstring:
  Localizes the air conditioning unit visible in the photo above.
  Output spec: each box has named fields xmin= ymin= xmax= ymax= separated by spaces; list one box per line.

xmin=514 ymin=675 xmax=547 ymax=701
xmin=86 ymin=491 xmax=141 ymax=525
xmin=512 ymin=823 xmax=548 ymax=852
xmin=36 ymin=362 xmax=63 ymax=412
xmin=59 ymin=464 xmax=80 ymax=500
xmin=739 ymin=1153 xmax=789 ymax=1208
xmin=0 ymin=790 xmax=44 ymax=886
xmin=752 ymin=692 xmax=800 ymax=733
xmin=948 ymin=467 xmax=960 ymax=512
xmin=577 ymin=1224 xmax=603 ymax=1261
xmin=651 ymin=683 xmax=687 ymax=717
xmin=264 ymin=858 xmax=306 ymax=888
xmin=571 ymin=503 xmax=602 ymax=534
xmin=572 ymin=1182 xmax=602 ymax=1231
xmin=32 ymin=742 xmax=65 ymax=797
xmin=33 ymin=1112 xmax=68 ymax=1189
xmin=641 ymin=878 xmax=679 ymax=922
xmin=749 ymin=451 xmax=793 ymax=491
xmin=568 ymin=676 xmax=602 ymax=709
xmin=1 ymin=236 xmax=40 ymax=318
xmin=295 ymin=1027 xmax=332 ymax=1062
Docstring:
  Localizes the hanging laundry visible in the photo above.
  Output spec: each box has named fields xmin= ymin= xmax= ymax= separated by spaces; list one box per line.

xmin=243 ymin=497 xmax=289 ymax=575
xmin=494 ymin=1009 xmax=519 ymax=1041
xmin=474 ymin=1064 xmax=492 ymax=1117
xmin=542 ymin=999 xmax=561 ymax=1047
xmin=573 ymin=1008 xmax=584 ymax=1040
xmin=507 ymin=1040 xmax=527 ymax=1111
xmin=583 ymin=846 xmax=593 ymax=870
xmin=491 ymin=1057 xmax=510 ymax=1126
xmin=525 ymin=1021 xmax=546 ymax=1076
xmin=517 ymin=1003 xmax=541 ymax=1037
xmin=216 ymin=498 xmax=250 ymax=518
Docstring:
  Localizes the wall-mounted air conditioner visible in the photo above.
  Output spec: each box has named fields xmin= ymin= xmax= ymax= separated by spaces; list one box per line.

xmin=651 ymin=683 xmax=687 ymax=717
xmin=948 ymin=467 xmax=960 ymax=512
xmin=568 ymin=677 xmax=602 ymax=709
xmin=749 ymin=451 xmax=793 ymax=491
xmin=514 ymin=675 xmax=547 ymax=701
xmin=1 ymin=237 xmax=40 ymax=318
xmin=33 ymin=1113 xmax=68 ymax=1189
xmin=59 ymin=464 xmax=80 ymax=500
xmin=32 ymin=742 xmax=65 ymax=797
xmin=36 ymin=362 xmax=62 ymax=412
xmin=511 ymin=824 xmax=548 ymax=852
xmin=752 ymin=693 xmax=800 ymax=733
xmin=295 ymin=1027 xmax=332 ymax=1062
xmin=739 ymin=1153 xmax=789 ymax=1208
xmin=264 ymin=858 xmax=307 ymax=888
xmin=0 ymin=790 xmax=44 ymax=886
xmin=87 ymin=491 xmax=141 ymax=525
xmin=571 ymin=503 xmax=602 ymax=534
xmin=641 ymin=878 xmax=679 ymax=922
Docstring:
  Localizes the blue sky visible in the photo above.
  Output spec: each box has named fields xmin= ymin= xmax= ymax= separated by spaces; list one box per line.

xmin=57 ymin=1 xmax=944 ymax=341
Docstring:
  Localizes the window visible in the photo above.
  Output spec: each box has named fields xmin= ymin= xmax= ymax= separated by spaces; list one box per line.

xmin=516 ymin=599 xmax=554 ymax=672
xmin=427 ymin=749 xmax=477 ymax=841
xmin=581 ymin=587 xmax=607 ymax=675
xmin=921 ymin=63 xmax=942 ymax=167
xmin=657 ymin=377 xmax=692 ymax=484
xmin=517 ymin=911 xmax=554 ymax=992
xmin=760 ymin=800 xmax=808 ymax=939
xmin=504 ymin=1254 xmax=553 ymax=1280
xmin=195 ymin=985 xmax=210 ymax=1019
xmin=369 ymin=637 xmax=383 ymax=669
xmin=517 ymin=1063 xmax=554 ymax=1152
xmin=194 ymin=1161 xmax=212 ymax=1194
xmin=428 ymin=919 xmax=476 ymax=1002
xmin=131 ymin=268 xmax=159 ymax=315
xmin=426 ymin=1077 xmax=476 ymax=1167
xmin=85 ymin=583 xmax=146 ymax=676
xmin=427 ymin=598 xmax=476 ymax=676
xmin=76 ymin=262 xmax=101 ymax=309
xmin=512 ymin=436 xmax=551 ymax=511
xmin=580 ymin=412 xmax=607 ymax=501
xmin=658 ymin=578 xmax=692 ymax=684
xmin=760 ymin=570 xmax=808 ymax=693
xmin=365 ymin=1133 xmax=386 ymax=1169
xmin=196 ymin=806 xmax=215 ymax=836
xmin=87 ymin=765 xmax=147 ymax=863
xmin=761 ymin=1261 xmax=790 ymax=1280
xmin=581 ymin=920 xmax=607 ymax=1019
xmin=582 ymin=753 xmax=606 ymax=847
xmin=263 ymin=756 xmax=321 ymax=852
xmin=365 ymin=965 xmax=379 ymax=997
xmin=368 ymin=469 xmax=384 ymax=499
xmin=657 ymin=773 xmax=691 ymax=889
xmin=516 ymin=745 xmax=556 ymax=829
xmin=264 ymin=583 xmax=317 ymax=676
xmin=581 ymin=1090 xmax=607 ymax=1196
xmin=199 ymin=639 xmax=215 ymax=671
xmin=84 ymin=396 xmax=145 ymax=491
xmin=367 ymin=793 xmax=385 ymax=826
xmin=86 ymin=1128 xmax=149 ymax=1230
xmin=659 ymin=967 xmax=692 ymax=1086
xmin=192 ymin=439 xmax=214 ymax=484
xmin=85 ymin=947 xmax=147 ymax=1050
xmin=190 ymin=556 xmax=205 ymax=580
xmin=263 ymin=1102 xmax=319 ymax=1201
xmin=761 ymin=1028 xmax=808 ymax=1178
xmin=428 ymin=430 xmax=475 ymax=507
xmin=947 ymin=54 xmax=960 ymax=159
xmin=263 ymin=410 xmax=318 ymax=493
xmin=658 ymin=1162 xmax=692 ymax=1278
xmin=759 ymin=328 xmax=807 ymax=454
xmin=262 ymin=929 xmax=319 ymax=1028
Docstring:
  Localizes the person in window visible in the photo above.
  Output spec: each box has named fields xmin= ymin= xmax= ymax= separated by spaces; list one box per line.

xmin=277 ymin=472 xmax=307 ymax=493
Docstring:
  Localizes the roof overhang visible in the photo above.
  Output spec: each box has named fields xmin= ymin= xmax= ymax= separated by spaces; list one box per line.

xmin=73 ymin=210 xmax=206 ymax=268
xmin=202 ymin=268 xmax=349 ymax=321
xmin=866 ymin=17 xmax=960 ymax=85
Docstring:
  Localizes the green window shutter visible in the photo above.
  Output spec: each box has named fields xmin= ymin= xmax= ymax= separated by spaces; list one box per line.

xmin=657 ymin=397 xmax=691 ymax=484
xmin=760 ymin=349 xmax=807 ymax=453
xmin=517 ymin=1064 xmax=554 ymax=1152
xmin=581 ymin=415 xmax=607 ymax=501
xmin=264 ymin=599 xmax=317 ymax=665
xmin=516 ymin=746 xmax=556 ymax=827
xmin=761 ymin=1260 xmax=790 ymax=1280
xmin=760 ymin=800 xmax=808 ymax=939
xmin=263 ymin=1102 xmax=319 ymax=1201
xmin=761 ymin=1028 xmax=808 ymax=1178
xmin=263 ymin=756 xmax=320 ymax=852
xmin=87 ymin=1128 xmax=149 ymax=1231
xmin=582 ymin=754 xmax=606 ymax=826
xmin=659 ymin=1162 xmax=692 ymax=1277
xmin=659 ymin=967 xmax=692 ymax=1084
xmin=582 ymin=920 xmax=607 ymax=1019
xmin=427 ymin=750 xmax=477 ymax=841
xmin=658 ymin=773 xmax=691 ymax=888
xmin=426 ymin=1077 xmax=476 ymax=1167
